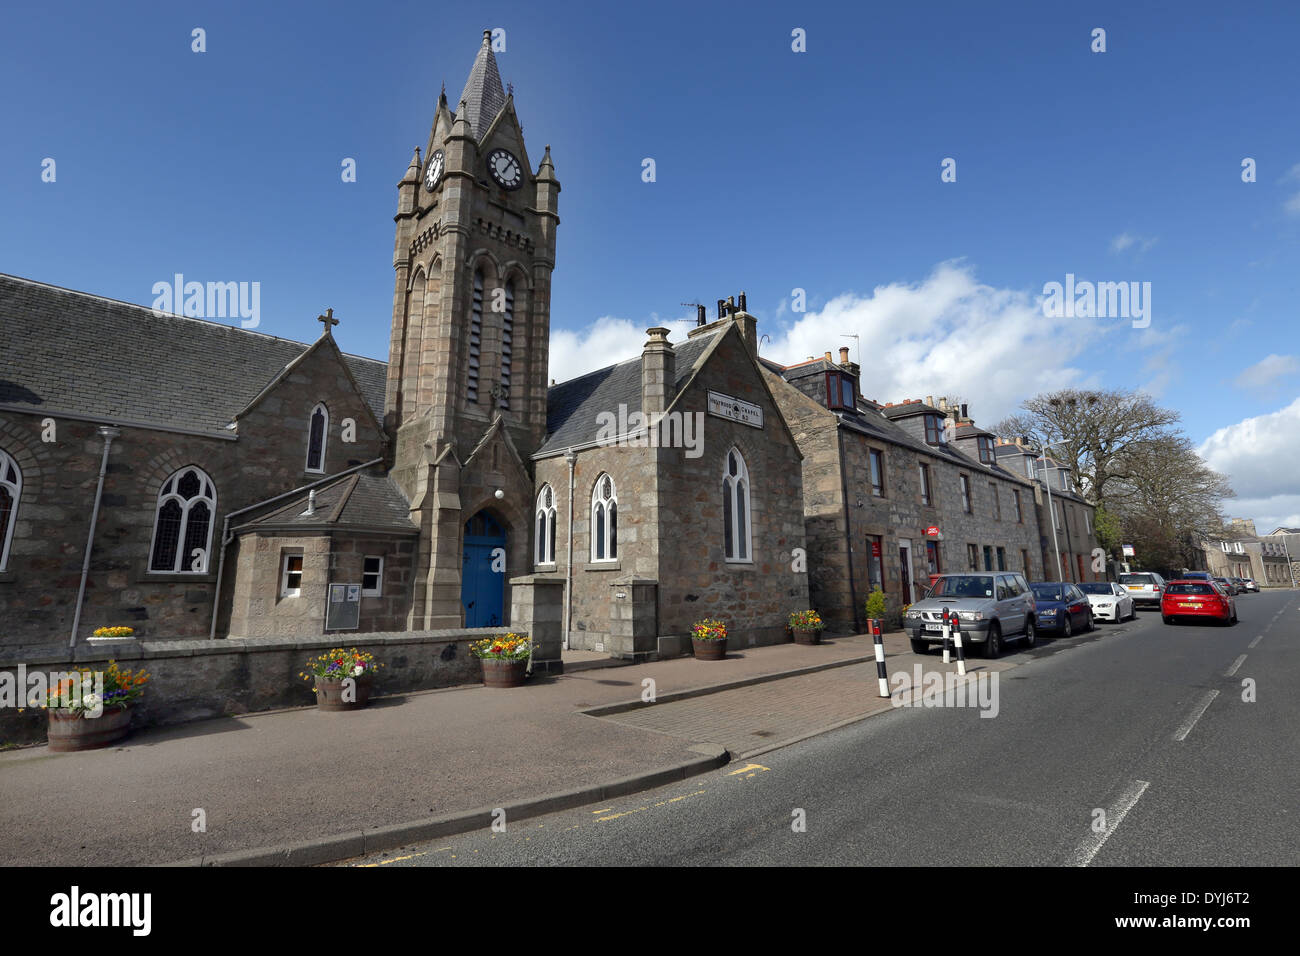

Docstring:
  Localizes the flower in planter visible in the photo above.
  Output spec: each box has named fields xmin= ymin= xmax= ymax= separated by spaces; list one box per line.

xmin=691 ymin=619 xmax=727 ymax=641
xmin=92 ymin=626 xmax=134 ymax=638
xmin=302 ymin=648 xmax=382 ymax=684
xmin=788 ymin=610 xmax=823 ymax=630
xmin=468 ymin=634 xmax=533 ymax=660
xmin=42 ymin=660 xmax=149 ymax=715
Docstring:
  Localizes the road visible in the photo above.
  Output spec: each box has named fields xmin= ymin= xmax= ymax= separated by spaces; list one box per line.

xmin=341 ymin=589 xmax=1298 ymax=866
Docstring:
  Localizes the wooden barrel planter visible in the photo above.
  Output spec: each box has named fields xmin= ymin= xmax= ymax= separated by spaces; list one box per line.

xmin=692 ymin=638 xmax=728 ymax=660
xmin=315 ymin=675 xmax=374 ymax=711
xmin=47 ymin=705 xmax=132 ymax=752
xmin=792 ymin=627 xmax=823 ymax=645
xmin=480 ymin=658 xmax=528 ymax=688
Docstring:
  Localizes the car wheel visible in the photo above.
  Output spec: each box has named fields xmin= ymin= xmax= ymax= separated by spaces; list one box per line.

xmin=1062 ymin=618 xmax=1072 ymax=638
xmin=984 ymin=623 xmax=1001 ymax=659
xmin=1023 ymin=619 xmax=1036 ymax=648
xmin=910 ymin=638 xmax=928 ymax=654
xmin=1162 ymin=615 xmax=1173 ymax=625
xmin=1084 ymin=611 xmax=1095 ymax=632
xmin=1230 ymin=609 xmax=1238 ymax=625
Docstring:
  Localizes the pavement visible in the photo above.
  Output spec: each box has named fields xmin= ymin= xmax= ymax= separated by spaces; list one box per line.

xmin=1 ymin=631 xmax=899 ymax=866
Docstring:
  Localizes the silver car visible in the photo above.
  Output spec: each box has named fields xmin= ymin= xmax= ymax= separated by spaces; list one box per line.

xmin=903 ymin=572 xmax=1037 ymax=658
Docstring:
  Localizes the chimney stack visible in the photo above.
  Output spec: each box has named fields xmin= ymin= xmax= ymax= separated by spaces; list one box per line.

xmin=641 ymin=327 xmax=676 ymax=415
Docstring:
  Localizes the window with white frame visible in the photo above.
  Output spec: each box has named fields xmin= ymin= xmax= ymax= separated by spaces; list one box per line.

xmin=535 ymin=484 xmax=557 ymax=565
xmin=280 ymin=553 xmax=304 ymax=597
xmin=0 ymin=448 xmax=21 ymax=571
xmin=306 ymin=403 xmax=329 ymax=473
xmin=362 ymin=556 xmax=383 ymax=596
xmin=149 ymin=466 xmax=216 ymax=573
xmin=591 ymin=474 xmax=618 ymax=562
xmin=723 ymin=448 xmax=752 ymax=562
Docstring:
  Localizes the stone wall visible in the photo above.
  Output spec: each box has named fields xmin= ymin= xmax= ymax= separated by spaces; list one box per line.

xmin=0 ymin=627 xmax=515 ymax=747
xmin=0 ymin=337 xmax=388 ymax=646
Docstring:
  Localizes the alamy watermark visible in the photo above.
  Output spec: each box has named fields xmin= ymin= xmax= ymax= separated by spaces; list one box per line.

xmin=594 ymin=404 xmax=705 ymax=458
xmin=1 ymin=664 xmax=105 ymax=717
xmin=890 ymin=666 xmax=1000 ymax=718
xmin=151 ymin=274 xmax=260 ymax=328
xmin=1042 ymin=274 xmax=1150 ymax=329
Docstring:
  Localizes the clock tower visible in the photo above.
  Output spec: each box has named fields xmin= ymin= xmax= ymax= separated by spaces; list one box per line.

xmin=386 ymin=30 xmax=560 ymax=629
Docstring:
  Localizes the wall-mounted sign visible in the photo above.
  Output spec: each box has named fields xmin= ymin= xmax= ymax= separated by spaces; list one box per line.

xmin=1122 ymin=544 xmax=1135 ymax=557
xmin=707 ymin=390 xmax=763 ymax=428
xmin=924 ymin=526 xmax=940 ymax=537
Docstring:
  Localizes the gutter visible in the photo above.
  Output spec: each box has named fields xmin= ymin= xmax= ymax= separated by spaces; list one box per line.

xmin=835 ymin=420 xmax=861 ymax=632
xmin=69 ymin=426 xmax=120 ymax=648
xmin=564 ymin=448 xmax=576 ymax=650
xmin=207 ymin=458 xmax=384 ymax=639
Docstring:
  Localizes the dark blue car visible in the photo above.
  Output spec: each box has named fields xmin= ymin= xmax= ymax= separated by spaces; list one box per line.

xmin=1029 ymin=582 xmax=1094 ymax=636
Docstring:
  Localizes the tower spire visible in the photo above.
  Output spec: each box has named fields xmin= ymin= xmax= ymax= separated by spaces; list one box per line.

xmin=455 ymin=28 xmax=507 ymax=139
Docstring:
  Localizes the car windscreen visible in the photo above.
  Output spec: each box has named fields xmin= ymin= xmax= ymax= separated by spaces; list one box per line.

xmin=1118 ymin=574 xmax=1154 ymax=585
xmin=1078 ymin=583 xmax=1112 ymax=594
xmin=1167 ymin=583 xmax=1214 ymax=595
xmin=1031 ymin=585 xmax=1066 ymax=602
xmin=930 ymin=576 xmax=995 ymax=598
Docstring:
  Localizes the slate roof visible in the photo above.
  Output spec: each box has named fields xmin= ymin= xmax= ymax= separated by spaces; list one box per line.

xmin=455 ymin=31 xmax=507 ymax=140
xmin=234 ymin=470 xmax=416 ymax=533
xmin=0 ymin=274 xmax=386 ymax=435
xmin=536 ymin=329 xmax=721 ymax=457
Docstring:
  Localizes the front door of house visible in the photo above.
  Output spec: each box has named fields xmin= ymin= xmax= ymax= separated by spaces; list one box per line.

xmin=462 ymin=511 xmax=506 ymax=627
xmin=898 ymin=539 xmax=913 ymax=604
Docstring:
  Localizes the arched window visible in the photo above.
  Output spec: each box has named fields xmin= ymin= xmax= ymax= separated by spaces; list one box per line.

xmin=467 ymin=269 xmax=484 ymax=402
xmin=535 ymin=484 xmax=556 ymax=565
xmin=723 ymin=448 xmax=751 ymax=562
xmin=305 ymin=403 xmax=328 ymax=473
xmin=591 ymin=474 xmax=617 ymax=562
xmin=149 ymin=466 xmax=216 ymax=573
xmin=500 ymin=279 xmax=514 ymax=411
xmin=0 ymin=449 xmax=21 ymax=571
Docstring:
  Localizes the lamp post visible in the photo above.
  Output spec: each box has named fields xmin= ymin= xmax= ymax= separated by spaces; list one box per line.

xmin=1036 ymin=440 xmax=1066 ymax=581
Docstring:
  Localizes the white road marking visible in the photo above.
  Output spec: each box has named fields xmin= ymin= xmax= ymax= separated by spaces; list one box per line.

xmin=1070 ymin=779 xmax=1150 ymax=867
xmin=1248 ymin=634 xmax=1263 ymax=649
xmin=1225 ymin=655 xmax=1247 ymax=677
xmin=1173 ymin=690 xmax=1220 ymax=742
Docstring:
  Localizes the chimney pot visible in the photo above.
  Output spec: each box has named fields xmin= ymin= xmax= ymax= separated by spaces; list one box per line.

xmin=738 ymin=291 xmax=747 ymax=311
xmin=717 ymin=298 xmax=726 ymax=319
xmin=824 ymin=351 xmax=832 ymax=362
xmin=839 ymin=347 xmax=850 ymax=363
xmin=926 ymin=395 xmax=934 ymax=407
xmin=696 ymin=304 xmax=706 ymax=326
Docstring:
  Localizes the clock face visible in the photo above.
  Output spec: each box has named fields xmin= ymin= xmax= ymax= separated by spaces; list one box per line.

xmin=424 ymin=149 xmax=445 ymax=190
xmin=487 ymin=148 xmax=523 ymax=190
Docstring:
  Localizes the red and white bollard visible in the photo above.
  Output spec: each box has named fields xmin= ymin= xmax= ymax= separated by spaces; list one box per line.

xmin=951 ymin=615 xmax=967 ymax=676
xmin=871 ymin=618 xmax=890 ymax=698
xmin=941 ymin=606 xmax=952 ymax=664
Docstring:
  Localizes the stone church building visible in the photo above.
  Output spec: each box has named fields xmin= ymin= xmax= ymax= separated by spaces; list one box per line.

xmin=0 ymin=32 xmax=810 ymax=655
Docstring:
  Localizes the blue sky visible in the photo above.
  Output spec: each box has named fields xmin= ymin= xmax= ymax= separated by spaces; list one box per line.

xmin=3 ymin=1 xmax=1299 ymax=525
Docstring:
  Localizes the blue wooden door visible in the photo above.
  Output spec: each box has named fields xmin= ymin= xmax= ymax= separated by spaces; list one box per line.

xmin=462 ymin=511 xmax=506 ymax=627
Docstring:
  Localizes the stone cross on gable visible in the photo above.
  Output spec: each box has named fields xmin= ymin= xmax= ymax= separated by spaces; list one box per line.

xmin=317 ymin=308 xmax=339 ymax=333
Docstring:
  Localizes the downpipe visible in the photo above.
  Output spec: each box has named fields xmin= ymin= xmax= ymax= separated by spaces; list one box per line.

xmin=69 ymin=426 xmax=120 ymax=648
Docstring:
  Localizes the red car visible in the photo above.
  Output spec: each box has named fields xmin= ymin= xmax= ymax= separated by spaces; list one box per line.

xmin=1161 ymin=579 xmax=1237 ymax=626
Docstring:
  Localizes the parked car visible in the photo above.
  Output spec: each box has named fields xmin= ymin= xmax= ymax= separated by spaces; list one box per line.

xmin=1230 ymin=576 xmax=1253 ymax=593
xmin=1241 ymin=578 xmax=1260 ymax=593
xmin=1162 ymin=580 xmax=1237 ymax=625
xmin=1029 ymin=582 xmax=1094 ymax=636
xmin=1077 ymin=581 xmax=1136 ymax=622
xmin=903 ymin=572 xmax=1036 ymax=658
xmin=1213 ymin=576 xmax=1240 ymax=596
xmin=1118 ymin=571 xmax=1167 ymax=608
xmin=1180 ymin=571 xmax=1213 ymax=583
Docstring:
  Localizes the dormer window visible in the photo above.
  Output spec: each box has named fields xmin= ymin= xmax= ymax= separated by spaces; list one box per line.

xmin=826 ymin=371 xmax=856 ymax=411
xmin=978 ymin=436 xmax=995 ymax=463
xmin=924 ymin=414 xmax=944 ymax=445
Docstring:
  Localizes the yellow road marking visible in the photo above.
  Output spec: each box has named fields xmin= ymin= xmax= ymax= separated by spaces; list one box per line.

xmin=727 ymin=762 xmax=770 ymax=776
xmin=591 ymin=807 xmax=614 ymax=814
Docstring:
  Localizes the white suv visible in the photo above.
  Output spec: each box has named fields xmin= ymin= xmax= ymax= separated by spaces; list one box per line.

xmin=903 ymin=572 xmax=1037 ymax=658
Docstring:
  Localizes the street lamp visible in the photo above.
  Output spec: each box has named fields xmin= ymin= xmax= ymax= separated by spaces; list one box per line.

xmin=1035 ymin=440 xmax=1067 ymax=581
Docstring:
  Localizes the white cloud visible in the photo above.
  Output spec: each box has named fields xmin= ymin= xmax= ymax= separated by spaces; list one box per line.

xmin=1110 ymin=232 xmax=1158 ymax=254
xmin=1219 ymin=493 xmax=1300 ymax=535
xmin=764 ymin=261 xmax=1099 ymax=422
xmin=549 ymin=261 xmax=1168 ymax=425
xmin=1198 ymin=396 xmax=1300 ymax=499
xmin=1234 ymin=353 xmax=1299 ymax=391
xmin=548 ymin=314 xmax=696 ymax=384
